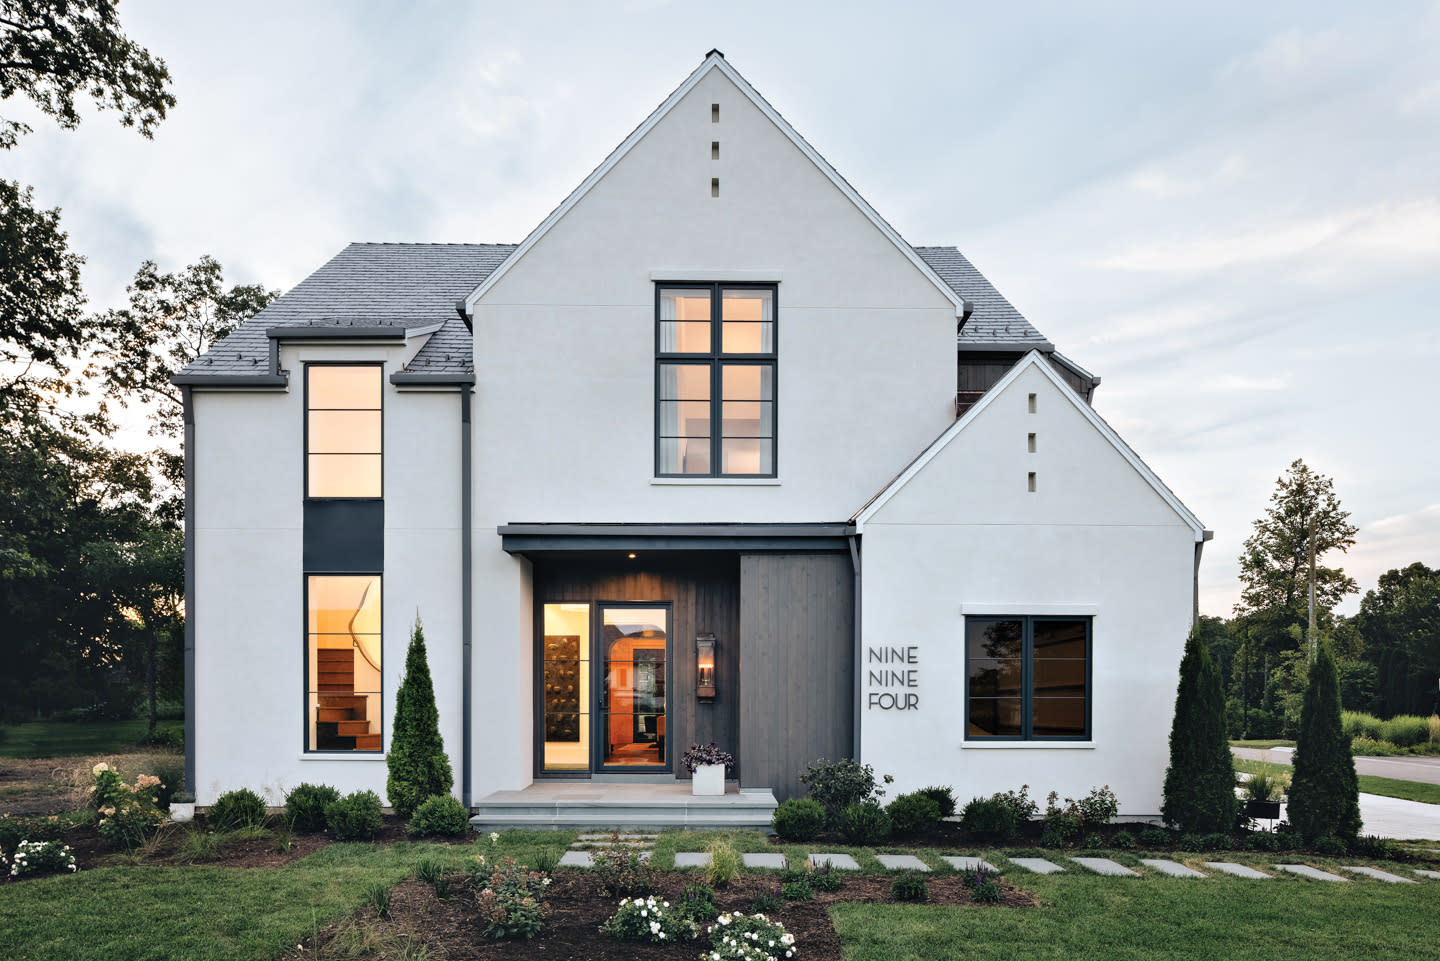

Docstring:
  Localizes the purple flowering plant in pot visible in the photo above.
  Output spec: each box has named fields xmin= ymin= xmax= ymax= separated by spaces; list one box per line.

xmin=680 ymin=743 xmax=735 ymax=796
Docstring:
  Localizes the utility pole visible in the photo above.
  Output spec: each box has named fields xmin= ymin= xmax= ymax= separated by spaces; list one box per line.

xmin=1307 ymin=514 xmax=1318 ymax=660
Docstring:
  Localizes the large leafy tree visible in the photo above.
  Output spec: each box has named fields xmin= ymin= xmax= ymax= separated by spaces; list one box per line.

xmin=94 ymin=256 xmax=277 ymax=516
xmin=1356 ymin=563 xmax=1440 ymax=717
xmin=1234 ymin=459 xmax=1358 ymax=655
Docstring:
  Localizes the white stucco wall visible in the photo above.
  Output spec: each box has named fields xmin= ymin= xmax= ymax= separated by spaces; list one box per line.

xmin=191 ymin=341 xmax=465 ymax=805
xmin=465 ymin=65 xmax=965 ymax=795
xmin=857 ymin=361 xmax=1201 ymax=816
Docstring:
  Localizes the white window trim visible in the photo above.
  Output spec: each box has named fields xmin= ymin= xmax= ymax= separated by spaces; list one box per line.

xmin=298 ymin=753 xmax=385 ymax=762
xmin=960 ymin=741 xmax=1097 ymax=750
xmin=651 ymin=477 xmax=781 ymax=486
xmin=650 ymin=269 xmax=782 ymax=282
xmin=959 ymin=603 xmax=1099 ymax=617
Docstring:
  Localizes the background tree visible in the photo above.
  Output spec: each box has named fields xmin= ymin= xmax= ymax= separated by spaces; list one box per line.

xmin=1287 ymin=641 xmax=1362 ymax=841
xmin=1161 ymin=623 xmax=1236 ymax=833
xmin=386 ymin=617 xmax=453 ymax=819
xmin=1356 ymin=563 xmax=1440 ymax=717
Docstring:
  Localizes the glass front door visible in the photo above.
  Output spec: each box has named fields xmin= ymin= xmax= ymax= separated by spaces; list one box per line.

xmin=600 ymin=605 xmax=668 ymax=769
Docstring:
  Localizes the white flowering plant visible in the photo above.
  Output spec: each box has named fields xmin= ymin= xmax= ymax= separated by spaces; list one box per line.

xmin=9 ymin=839 xmax=78 ymax=877
xmin=598 ymin=894 xmax=702 ymax=943
xmin=706 ymin=912 xmax=797 ymax=960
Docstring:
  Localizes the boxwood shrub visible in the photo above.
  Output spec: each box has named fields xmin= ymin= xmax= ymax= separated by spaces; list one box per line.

xmin=210 ymin=788 xmax=267 ymax=831
xmin=887 ymin=792 xmax=941 ymax=836
xmin=838 ymin=801 xmax=892 ymax=845
xmin=772 ymin=797 xmax=826 ymax=841
xmin=284 ymin=783 xmax=340 ymax=833
xmin=959 ymin=797 xmax=1018 ymax=841
xmin=408 ymin=794 xmax=470 ymax=837
xmin=325 ymin=789 xmax=384 ymax=840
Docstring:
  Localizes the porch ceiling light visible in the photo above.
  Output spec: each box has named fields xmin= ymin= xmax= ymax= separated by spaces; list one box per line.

xmin=696 ymin=632 xmax=717 ymax=702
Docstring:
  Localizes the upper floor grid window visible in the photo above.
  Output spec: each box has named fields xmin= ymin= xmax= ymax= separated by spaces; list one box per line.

xmin=655 ymin=284 xmax=776 ymax=477
xmin=306 ymin=364 xmax=383 ymax=498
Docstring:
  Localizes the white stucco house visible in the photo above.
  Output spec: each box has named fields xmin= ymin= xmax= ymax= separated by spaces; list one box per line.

xmin=175 ymin=51 xmax=1209 ymax=825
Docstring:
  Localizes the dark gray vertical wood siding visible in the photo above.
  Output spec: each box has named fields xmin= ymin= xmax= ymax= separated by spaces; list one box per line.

xmin=740 ymin=553 xmax=854 ymax=801
xmin=533 ymin=556 xmax=740 ymax=778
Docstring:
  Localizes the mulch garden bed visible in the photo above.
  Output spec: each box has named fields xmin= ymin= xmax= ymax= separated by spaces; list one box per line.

xmin=289 ymin=869 xmax=1036 ymax=961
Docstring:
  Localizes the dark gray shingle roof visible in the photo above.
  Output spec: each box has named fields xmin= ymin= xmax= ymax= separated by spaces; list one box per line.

xmin=179 ymin=243 xmax=516 ymax=378
xmin=914 ymin=246 xmax=1051 ymax=348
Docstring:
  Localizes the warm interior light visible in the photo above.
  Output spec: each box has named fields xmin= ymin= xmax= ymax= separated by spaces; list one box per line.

xmin=696 ymin=633 xmax=716 ymax=701
xmin=627 ymin=552 xmax=637 ymax=559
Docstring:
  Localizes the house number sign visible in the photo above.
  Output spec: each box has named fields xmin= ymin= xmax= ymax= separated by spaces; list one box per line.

xmin=866 ymin=645 xmax=919 ymax=710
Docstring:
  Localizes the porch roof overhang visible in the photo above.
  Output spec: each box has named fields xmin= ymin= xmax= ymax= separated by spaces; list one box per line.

xmin=498 ymin=522 xmax=854 ymax=554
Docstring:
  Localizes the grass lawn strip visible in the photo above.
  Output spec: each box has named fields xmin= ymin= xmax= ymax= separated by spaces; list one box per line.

xmin=0 ymin=721 xmax=184 ymax=759
xmin=1233 ymin=757 xmax=1440 ymax=805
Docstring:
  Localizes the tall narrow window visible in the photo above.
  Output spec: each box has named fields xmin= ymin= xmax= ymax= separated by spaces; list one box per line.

xmin=656 ymin=284 xmax=776 ymax=477
xmin=307 ymin=365 xmax=382 ymax=497
xmin=966 ymin=616 xmax=1090 ymax=740
xmin=306 ymin=575 xmax=382 ymax=751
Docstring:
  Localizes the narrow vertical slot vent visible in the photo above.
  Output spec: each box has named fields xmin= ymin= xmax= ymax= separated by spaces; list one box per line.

xmin=711 ymin=103 xmax=720 ymax=122
xmin=1027 ymin=433 xmax=1037 ymax=453
xmin=1027 ymin=393 xmax=1037 ymax=413
xmin=711 ymin=141 xmax=720 ymax=160
xmin=711 ymin=177 xmax=719 ymax=197
xmin=1027 ymin=472 xmax=1037 ymax=493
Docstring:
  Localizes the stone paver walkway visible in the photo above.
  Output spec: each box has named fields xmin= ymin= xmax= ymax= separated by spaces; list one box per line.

xmin=875 ymin=854 xmax=930 ymax=872
xmin=1141 ymin=859 xmax=1206 ymax=878
xmin=1072 ymin=857 xmax=1139 ymax=877
xmin=743 ymin=852 xmax=787 ymax=870
xmin=1342 ymin=866 xmax=1414 ymax=883
xmin=1276 ymin=864 xmax=1348 ymax=882
xmin=809 ymin=853 xmax=861 ymax=870
xmin=1205 ymin=862 xmax=1271 ymax=879
xmin=942 ymin=856 xmax=998 ymax=873
xmin=1009 ymin=857 xmax=1065 ymax=874
xmin=1415 ymin=869 xmax=1440 ymax=880
xmin=674 ymin=852 xmax=711 ymax=868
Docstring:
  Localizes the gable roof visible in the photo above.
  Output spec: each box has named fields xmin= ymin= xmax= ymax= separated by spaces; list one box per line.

xmin=175 ymin=243 xmax=515 ymax=381
xmin=851 ymin=350 xmax=1206 ymax=540
xmin=914 ymin=247 xmax=1052 ymax=349
xmin=461 ymin=51 xmax=968 ymax=318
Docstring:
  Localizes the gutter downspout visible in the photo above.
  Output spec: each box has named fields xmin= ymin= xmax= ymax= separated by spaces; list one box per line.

xmin=461 ymin=387 xmax=474 ymax=809
xmin=182 ymin=386 xmax=196 ymax=796
xmin=847 ymin=532 xmax=862 ymax=763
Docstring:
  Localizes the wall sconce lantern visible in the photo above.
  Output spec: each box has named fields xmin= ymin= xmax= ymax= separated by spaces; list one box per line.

xmin=696 ymin=632 xmax=717 ymax=702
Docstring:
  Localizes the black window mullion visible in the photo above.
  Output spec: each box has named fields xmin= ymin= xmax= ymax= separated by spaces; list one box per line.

xmin=1022 ymin=619 xmax=1034 ymax=739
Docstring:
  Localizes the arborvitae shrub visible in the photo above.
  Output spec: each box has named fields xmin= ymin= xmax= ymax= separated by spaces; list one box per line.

xmin=838 ymin=801 xmax=892 ymax=845
xmin=887 ymin=792 xmax=941 ymax=836
xmin=325 ymin=790 xmax=383 ymax=840
xmin=915 ymin=785 xmax=957 ymax=818
xmin=959 ymin=797 xmax=1018 ymax=841
xmin=408 ymin=794 xmax=470 ymax=837
xmin=1161 ymin=624 xmax=1236 ymax=833
xmin=1288 ymin=642 xmax=1362 ymax=841
xmin=771 ymin=798 xmax=826 ymax=841
xmin=284 ymin=783 xmax=340 ymax=832
xmin=386 ymin=617 xmax=454 ymax=820
xmin=210 ymin=788 xmax=267 ymax=831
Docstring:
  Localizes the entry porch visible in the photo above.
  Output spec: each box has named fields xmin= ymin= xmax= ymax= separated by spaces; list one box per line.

xmin=468 ymin=779 xmax=779 ymax=832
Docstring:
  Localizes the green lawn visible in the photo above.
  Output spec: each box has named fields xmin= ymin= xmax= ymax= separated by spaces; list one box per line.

xmin=833 ymin=871 xmax=1438 ymax=960
xmin=1233 ymin=757 xmax=1440 ymax=806
xmin=1230 ymin=739 xmax=1296 ymax=750
xmin=0 ymin=720 xmax=182 ymax=758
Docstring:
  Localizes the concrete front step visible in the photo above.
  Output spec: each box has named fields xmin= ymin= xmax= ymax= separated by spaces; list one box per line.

xmin=469 ymin=785 xmax=779 ymax=832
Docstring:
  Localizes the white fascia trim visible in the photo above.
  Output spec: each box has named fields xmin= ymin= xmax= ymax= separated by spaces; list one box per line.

xmin=402 ymin=322 xmax=446 ymax=340
xmin=463 ymin=54 xmax=966 ymax=318
xmin=959 ymin=604 xmax=1100 ymax=616
xmin=650 ymin=269 xmax=783 ymax=282
xmin=852 ymin=351 xmax=1207 ymax=541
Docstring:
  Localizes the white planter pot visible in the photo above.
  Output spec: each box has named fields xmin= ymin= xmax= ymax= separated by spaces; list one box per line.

xmin=170 ymin=802 xmax=195 ymax=823
xmin=692 ymin=763 xmax=725 ymax=796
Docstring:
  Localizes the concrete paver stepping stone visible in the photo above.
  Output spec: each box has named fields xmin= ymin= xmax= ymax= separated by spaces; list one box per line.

xmin=1342 ymin=866 xmax=1414 ymax=883
xmin=875 ymin=854 xmax=930 ymax=871
xmin=674 ymin=852 xmax=712 ymax=868
xmin=1276 ymin=864 xmax=1348 ymax=881
xmin=1009 ymin=857 xmax=1065 ymax=874
xmin=1414 ymin=869 xmax=1440 ymax=880
xmin=1071 ymin=857 xmax=1139 ymax=877
xmin=578 ymin=833 xmax=657 ymax=840
xmin=941 ymin=856 xmax=998 ymax=873
xmin=743 ymin=852 xmax=788 ymax=870
xmin=558 ymin=850 xmax=594 ymax=867
xmin=809 ymin=853 xmax=861 ymax=870
xmin=1205 ymin=862 xmax=1271 ymax=879
xmin=1141 ymin=859 xmax=1206 ymax=878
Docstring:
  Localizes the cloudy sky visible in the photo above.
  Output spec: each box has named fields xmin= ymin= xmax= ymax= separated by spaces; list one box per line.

xmin=7 ymin=1 xmax=1438 ymax=616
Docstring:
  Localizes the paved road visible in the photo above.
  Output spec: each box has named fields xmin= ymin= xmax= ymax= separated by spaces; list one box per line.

xmin=1233 ymin=746 xmax=1440 ymax=785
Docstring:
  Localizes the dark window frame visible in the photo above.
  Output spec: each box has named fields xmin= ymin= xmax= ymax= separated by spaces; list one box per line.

xmin=303 ymin=572 xmax=384 ymax=755
xmin=964 ymin=615 xmax=1092 ymax=742
xmin=303 ymin=361 xmax=385 ymax=501
xmin=654 ymin=282 xmax=778 ymax=478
